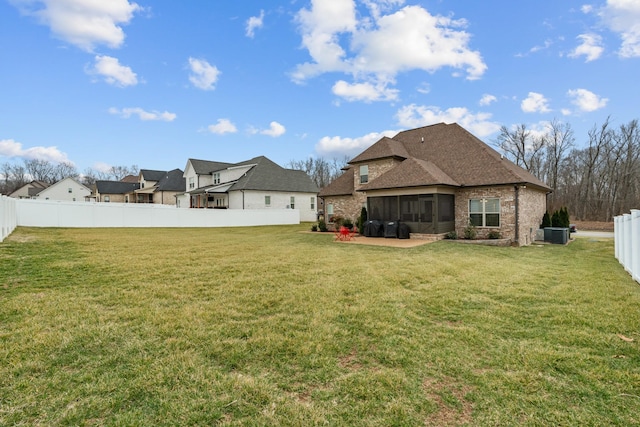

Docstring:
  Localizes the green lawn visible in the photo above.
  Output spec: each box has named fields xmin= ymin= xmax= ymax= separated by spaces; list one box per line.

xmin=1 ymin=225 xmax=639 ymax=426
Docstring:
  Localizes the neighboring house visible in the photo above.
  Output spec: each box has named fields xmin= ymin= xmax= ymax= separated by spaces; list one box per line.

xmin=34 ymin=177 xmax=91 ymax=202
xmin=93 ymin=181 xmax=140 ymax=203
xmin=134 ymin=169 xmax=185 ymax=205
xmin=178 ymin=156 xmax=319 ymax=222
xmin=8 ymin=180 xmax=49 ymax=199
xmin=319 ymin=123 xmax=551 ymax=246
xmin=91 ymin=169 xmax=185 ymax=205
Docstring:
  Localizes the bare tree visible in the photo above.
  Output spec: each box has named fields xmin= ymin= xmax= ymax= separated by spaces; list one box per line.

xmin=495 ymin=124 xmax=546 ymax=174
xmin=541 ymin=119 xmax=574 ymax=211
xmin=287 ymin=156 xmax=348 ymax=189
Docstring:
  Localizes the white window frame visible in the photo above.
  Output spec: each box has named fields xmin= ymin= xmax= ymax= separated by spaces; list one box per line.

xmin=213 ymin=172 xmax=220 ymax=185
xmin=327 ymin=203 xmax=334 ymax=222
xmin=359 ymin=165 xmax=369 ymax=184
xmin=290 ymin=196 xmax=295 ymax=209
xmin=469 ymin=198 xmax=500 ymax=227
xmin=310 ymin=197 xmax=315 ymax=210
xmin=265 ymin=195 xmax=271 ymax=207
xmin=188 ymin=177 xmax=195 ymax=189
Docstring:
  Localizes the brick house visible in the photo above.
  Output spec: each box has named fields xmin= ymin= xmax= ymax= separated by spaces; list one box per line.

xmin=318 ymin=123 xmax=551 ymax=246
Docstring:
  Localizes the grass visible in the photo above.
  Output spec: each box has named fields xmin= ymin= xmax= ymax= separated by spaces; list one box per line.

xmin=1 ymin=225 xmax=639 ymax=426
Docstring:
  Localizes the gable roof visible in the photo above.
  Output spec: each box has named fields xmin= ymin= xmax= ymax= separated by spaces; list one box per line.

xmin=188 ymin=158 xmax=234 ymax=175
xmin=140 ymin=169 xmax=167 ymax=182
xmin=318 ymin=166 xmax=354 ymax=197
xmin=95 ymin=180 xmax=140 ymax=194
xmin=230 ymin=156 xmax=319 ymax=193
xmin=9 ymin=180 xmax=50 ymax=198
xmin=320 ymin=123 xmax=550 ymax=197
xmin=156 ymin=169 xmax=185 ymax=192
xmin=350 ymin=136 xmax=410 ymax=164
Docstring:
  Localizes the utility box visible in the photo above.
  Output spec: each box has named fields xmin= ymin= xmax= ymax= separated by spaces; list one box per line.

xmin=544 ymin=227 xmax=569 ymax=244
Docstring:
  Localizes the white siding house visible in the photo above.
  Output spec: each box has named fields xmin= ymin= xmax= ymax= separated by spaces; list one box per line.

xmin=35 ymin=177 xmax=91 ymax=202
xmin=178 ymin=156 xmax=319 ymax=222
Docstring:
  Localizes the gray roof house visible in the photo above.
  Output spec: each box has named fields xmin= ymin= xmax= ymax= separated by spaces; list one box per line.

xmin=319 ymin=123 xmax=551 ymax=246
xmin=8 ymin=180 xmax=50 ymax=199
xmin=134 ymin=168 xmax=185 ymax=205
xmin=179 ymin=156 xmax=319 ymax=222
xmin=94 ymin=181 xmax=140 ymax=203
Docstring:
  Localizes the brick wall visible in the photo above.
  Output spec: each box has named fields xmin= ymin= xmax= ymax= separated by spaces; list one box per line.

xmin=455 ymin=185 xmax=547 ymax=245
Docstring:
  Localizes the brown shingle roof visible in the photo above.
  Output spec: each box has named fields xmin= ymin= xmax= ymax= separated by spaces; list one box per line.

xmin=392 ymin=123 xmax=550 ymax=189
xmin=349 ymin=137 xmax=409 ymax=164
xmin=359 ymin=158 xmax=459 ymax=191
xmin=319 ymin=123 xmax=551 ymax=197
xmin=318 ymin=166 xmax=354 ymax=197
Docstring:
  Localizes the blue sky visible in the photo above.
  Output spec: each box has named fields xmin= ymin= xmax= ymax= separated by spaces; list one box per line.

xmin=1 ymin=0 xmax=638 ymax=174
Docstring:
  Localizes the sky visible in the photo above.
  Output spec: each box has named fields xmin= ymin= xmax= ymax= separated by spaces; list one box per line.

xmin=1 ymin=0 xmax=639 ymax=175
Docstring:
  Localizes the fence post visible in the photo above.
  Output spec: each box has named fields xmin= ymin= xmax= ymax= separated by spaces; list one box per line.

xmin=623 ymin=214 xmax=632 ymax=274
xmin=614 ymin=215 xmax=621 ymax=261
xmin=632 ymin=210 xmax=640 ymax=283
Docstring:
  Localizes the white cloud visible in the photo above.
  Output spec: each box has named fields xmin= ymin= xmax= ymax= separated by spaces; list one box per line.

xmin=479 ymin=94 xmax=497 ymax=106
xmin=521 ymin=92 xmax=551 ymax=113
xmin=0 ymin=138 xmax=71 ymax=163
xmin=567 ymin=88 xmax=608 ymax=112
xmin=207 ymin=119 xmax=237 ymax=135
xmin=315 ymin=130 xmax=398 ymax=157
xmin=332 ymin=80 xmax=398 ymax=102
xmin=109 ymin=107 xmax=176 ymax=121
xmin=92 ymin=161 xmax=112 ymax=173
xmin=88 ymin=55 xmax=138 ymax=87
xmin=188 ymin=57 xmax=220 ymax=91
xmin=395 ymin=104 xmax=500 ymax=137
xmin=9 ymin=0 xmax=141 ymax=52
xmin=292 ymin=2 xmax=486 ymax=100
xmin=260 ymin=121 xmax=286 ymax=137
xmin=246 ymin=10 xmax=265 ymax=38
xmin=599 ymin=0 xmax=640 ymax=58
xmin=569 ymin=33 xmax=604 ymax=61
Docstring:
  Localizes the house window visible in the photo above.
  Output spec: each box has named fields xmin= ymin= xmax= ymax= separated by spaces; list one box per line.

xmin=125 ymin=195 xmax=129 ymax=203
xmin=469 ymin=198 xmax=500 ymax=227
xmin=213 ymin=173 xmax=220 ymax=184
xmin=310 ymin=197 xmax=315 ymax=210
xmin=327 ymin=203 xmax=334 ymax=222
xmin=188 ymin=177 xmax=195 ymax=189
xmin=141 ymin=183 xmax=145 ymax=189
xmin=265 ymin=195 xmax=271 ymax=207
xmin=104 ymin=196 xmax=110 ymax=203
xmin=359 ymin=165 xmax=369 ymax=184
xmin=290 ymin=196 xmax=295 ymax=209
xmin=68 ymin=187 xmax=72 ymax=193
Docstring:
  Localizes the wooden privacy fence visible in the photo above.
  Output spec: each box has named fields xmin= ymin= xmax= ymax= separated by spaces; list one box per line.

xmin=614 ymin=210 xmax=640 ymax=285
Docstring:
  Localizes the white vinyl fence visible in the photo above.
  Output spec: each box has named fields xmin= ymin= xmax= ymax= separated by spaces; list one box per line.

xmin=10 ymin=199 xmax=299 ymax=229
xmin=614 ymin=209 xmax=640 ymax=284
xmin=1 ymin=195 xmax=18 ymax=242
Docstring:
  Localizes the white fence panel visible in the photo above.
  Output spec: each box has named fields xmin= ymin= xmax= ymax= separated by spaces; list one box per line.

xmin=614 ymin=209 xmax=640 ymax=284
xmin=0 ymin=195 xmax=18 ymax=242
xmin=15 ymin=199 xmax=300 ymax=228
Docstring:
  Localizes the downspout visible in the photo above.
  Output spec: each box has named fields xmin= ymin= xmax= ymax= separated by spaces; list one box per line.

xmin=241 ymin=190 xmax=245 ymax=209
xmin=514 ymin=185 xmax=520 ymax=245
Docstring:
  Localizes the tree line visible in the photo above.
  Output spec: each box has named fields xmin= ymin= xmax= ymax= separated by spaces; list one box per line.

xmin=0 ymin=160 xmax=139 ymax=195
xmin=496 ymin=117 xmax=639 ymax=221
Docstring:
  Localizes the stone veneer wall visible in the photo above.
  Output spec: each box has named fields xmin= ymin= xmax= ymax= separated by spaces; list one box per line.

xmin=324 ymin=158 xmax=401 ymax=224
xmin=454 ymin=185 xmax=547 ymax=246
xmin=516 ymin=187 xmax=547 ymax=246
